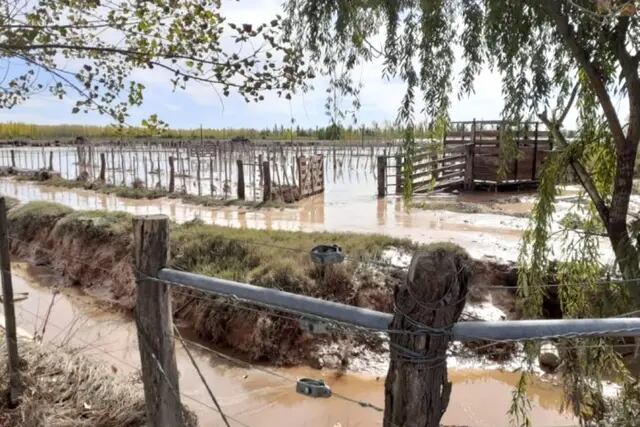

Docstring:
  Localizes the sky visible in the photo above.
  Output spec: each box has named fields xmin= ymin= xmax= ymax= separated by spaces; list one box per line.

xmin=0 ymin=0 xmax=549 ymax=130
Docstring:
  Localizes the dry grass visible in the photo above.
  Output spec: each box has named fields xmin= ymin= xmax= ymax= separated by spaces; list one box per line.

xmin=0 ymin=332 xmax=147 ymax=427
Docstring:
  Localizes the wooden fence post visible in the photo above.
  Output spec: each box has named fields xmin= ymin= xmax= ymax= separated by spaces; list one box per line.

xmin=384 ymin=248 xmax=470 ymax=427
xmin=48 ymin=151 xmax=54 ymax=171
xmin=463 ymin=143 xmax=475 ymax=191
xmin=196 ymin=152 xmax=202 ymax=196
xmin=0 ymin=197 xmax=20 ymax=407
xmin=377 ymin=156 xmax=386 ymax=198
xmin=10 ymin=150 xmax=15 ymax=168
xmin=395 ymin=155 xmax=403 ymax=195
xmin=99 ymin=153 xmax=106 ymax=182
xmin=262 ymin=160 xmax=271 ymax=202
xmin=168 ymin=156 xmax=175 ymax=193
xmin=532 ymin=122 xmax=539 ymax=180
xmin=237 ymin=159 xmax=245 ymax=200
xmin=133 ymin=215 xmax=185 ymax=427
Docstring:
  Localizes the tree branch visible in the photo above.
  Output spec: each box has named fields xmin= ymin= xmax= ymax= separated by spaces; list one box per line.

xmin=558 ymin=82 xmax=579 ymax=124
xmin=0 ymin=43 xmax=231 ymax=68
xmin=540 ymin=0 xmax=627 ymax=151
xmin=538 ymin=111 xmax=610 ymax=226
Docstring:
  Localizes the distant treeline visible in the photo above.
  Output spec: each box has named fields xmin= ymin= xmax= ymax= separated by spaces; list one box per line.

xmin=0 ymin=121 xmax=437 ymax=141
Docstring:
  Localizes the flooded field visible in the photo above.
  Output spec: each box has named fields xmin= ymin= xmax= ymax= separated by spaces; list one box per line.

xmin=0 ymin=177 xmax=528 ymax=262
xmin=7 ymin=261 xmax=575 ymax=427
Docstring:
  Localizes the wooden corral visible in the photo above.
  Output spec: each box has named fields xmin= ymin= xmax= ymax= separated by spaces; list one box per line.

xmin=446 ymin=120 xmax=551 ymax=185
xmin=378 ymin=120 xmax=552 ymax=196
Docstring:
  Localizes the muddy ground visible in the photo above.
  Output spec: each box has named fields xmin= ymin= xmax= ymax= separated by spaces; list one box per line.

xmin=6 ymin=200 xmax=520 ymax=369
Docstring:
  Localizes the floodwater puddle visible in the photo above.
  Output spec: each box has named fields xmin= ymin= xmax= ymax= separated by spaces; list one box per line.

xmin=3 ymin=261 xmax=576 ymax=426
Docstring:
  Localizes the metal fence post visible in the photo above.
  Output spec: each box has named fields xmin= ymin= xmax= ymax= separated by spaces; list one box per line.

xmin=384 ymin=249 xmax=470 ymax=427
xmin=133 ymin=215 xmax=185 ymax=427
xmin=0 ymin=197 xmax=20 ymax=407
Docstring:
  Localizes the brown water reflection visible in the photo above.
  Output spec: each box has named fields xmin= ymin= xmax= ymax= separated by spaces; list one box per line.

xmin=4 ymin=262 xmax=575 ymax=427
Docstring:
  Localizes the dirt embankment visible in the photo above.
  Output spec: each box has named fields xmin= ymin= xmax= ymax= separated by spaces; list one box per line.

xmin=6 ymin=201 xmax=519 ymax=368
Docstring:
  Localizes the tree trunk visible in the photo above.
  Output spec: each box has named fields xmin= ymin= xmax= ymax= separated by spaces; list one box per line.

xmin=608 ymin=125 xmax=640 ymax=300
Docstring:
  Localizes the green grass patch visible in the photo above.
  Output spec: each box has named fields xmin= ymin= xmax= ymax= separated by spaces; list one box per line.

xmin=56 ymin=210 xmax=133 ymax=239
xmin=169 ymin=219 xmax=419 ymax=292
xmin=8 ymin=201 xmax=73 ymax=237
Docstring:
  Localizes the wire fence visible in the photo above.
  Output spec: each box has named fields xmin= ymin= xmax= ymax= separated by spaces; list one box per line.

xmin=2 ymin=220 xmax=640 ymax=426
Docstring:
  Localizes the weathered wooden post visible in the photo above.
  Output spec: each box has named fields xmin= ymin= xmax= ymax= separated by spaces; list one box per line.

xmin=377 ymin=155 xmax=386 ymax=198
xmin=143 ymin=154 xmax=149 ymax=189
xmin=532 ymin=121 xmax=539 ymax=180
xmin=168 ymin=156 xmax=175 ymax=193
xmin=0 ymin=197 xmax=20 ymax=406
xmin=463 ymin=143 xmax=475 ymax=191
xmin=395 ymin=155 xmax=403 ymax=195
xmin=384 ymin=246 xmax=470 ymax=427
xmin=133 ymin=215 xmax=186 ymax=427
xmin=48 ymin=151 xmax=54 ymax=171
xmin=9 ymin=150 xmax=15 ymax=168
xmin=262 ymin=160 xmax=271 ymax=202
xmin=237 ymin=159 xmax=245 ymax=200
xmin=99 ymin=153 xmax=106 ymax=182
xmin=196 ymin=151 xmax=202 ymax=196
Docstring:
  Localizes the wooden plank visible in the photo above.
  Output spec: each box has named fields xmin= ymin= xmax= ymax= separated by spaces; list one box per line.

xmin=411 ymin=163 xmax=464 ymax=180
xmin=435 ymin=170 xmax=465 ymax=182
xmin=413 ymin=178 xmax=464 ymax=193
xmin=412 ymin=153 xmax=466 ymax=165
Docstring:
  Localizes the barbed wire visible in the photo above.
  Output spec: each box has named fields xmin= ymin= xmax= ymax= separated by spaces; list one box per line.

xmin=172 ymin=324 xmax=231 ymax=427
xmin=3 ymin=268 xmax=391 ymax=421
xmin=6 ymin=228 xmax=640 ymax=365
xmin=174 ymin=331 xmax=390 ymax=415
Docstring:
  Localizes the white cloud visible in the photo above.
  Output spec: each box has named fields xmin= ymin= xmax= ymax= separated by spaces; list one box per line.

xmin=1 ymin=1 xmax=591 ymax=130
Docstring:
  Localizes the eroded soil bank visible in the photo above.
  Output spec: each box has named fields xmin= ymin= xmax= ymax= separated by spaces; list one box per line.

xmin=6 ymin=200 xmax=519 ymax=369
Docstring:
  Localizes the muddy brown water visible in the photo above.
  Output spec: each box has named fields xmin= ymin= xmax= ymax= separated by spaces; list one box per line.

xmin=4 ymin=262 xmax=576 ymax=426
xmin=0 ymin=178 xmax=527 ymax=262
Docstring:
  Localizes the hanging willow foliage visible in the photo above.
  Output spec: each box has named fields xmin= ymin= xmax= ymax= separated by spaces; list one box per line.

xmin=286 ymin=1 xmax=640 ymax=424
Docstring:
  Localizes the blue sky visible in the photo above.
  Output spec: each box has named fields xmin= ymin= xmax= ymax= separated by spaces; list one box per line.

xmin=0 ymin=1 xmax=515 ymax=130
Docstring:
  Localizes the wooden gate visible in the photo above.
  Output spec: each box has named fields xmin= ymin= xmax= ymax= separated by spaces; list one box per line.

xmin=297 ymin=155 xmax=324 ymax=198
xmin=410 ymin=144 xmax=473 ymax=193
xmin=377 ymin=120 xmax=551 ymax=197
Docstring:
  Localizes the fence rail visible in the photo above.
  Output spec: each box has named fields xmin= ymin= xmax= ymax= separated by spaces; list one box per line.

xmin=2 ymin=207 xmax=639 ymax=427
xmin=157 ymin=269 xmax=640 ymax=341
